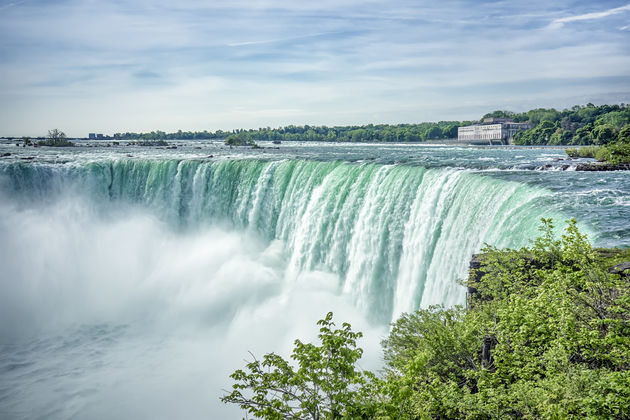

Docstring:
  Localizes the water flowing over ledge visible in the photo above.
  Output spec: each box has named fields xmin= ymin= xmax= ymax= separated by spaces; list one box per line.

xmin=1 ymin=158 xmax=557 ymax=323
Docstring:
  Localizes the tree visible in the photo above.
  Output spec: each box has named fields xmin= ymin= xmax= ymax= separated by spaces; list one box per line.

xmin=593 ymin=123 xmax=617 ymax=145
xmin=221 ymin=312 xmax=378 ymax=419
xmin=570 ymin=123 xmax=594 ymax=145
xmin=424 ymin=125 xmax=442 ymax=140
xmin=618 ymin=125 xmax=630 ymax=144
xmin=382 ymin=219 xmax=630 ymax=419
xmin=38 ymin=129 xmax=74 ymax=147
xmin=482 ymin=110 xmax=515 ymax=120
xmin=48 ymin=128 xmax=66 ymax=141
xmin=222 ymin=221 xmax=630 ymax=419
xmin=225 ymin=132 xmax=256 ymax=146
xmin=442 ymin=124 xmax=458 ymax=138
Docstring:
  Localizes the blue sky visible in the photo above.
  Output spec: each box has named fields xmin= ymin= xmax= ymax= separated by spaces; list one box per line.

xmin=1 ymin=0 xmax=629 ymax=136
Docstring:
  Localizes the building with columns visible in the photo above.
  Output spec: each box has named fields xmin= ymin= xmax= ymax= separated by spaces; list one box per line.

xmin=457 ymin=118 xmax=530 ymax=144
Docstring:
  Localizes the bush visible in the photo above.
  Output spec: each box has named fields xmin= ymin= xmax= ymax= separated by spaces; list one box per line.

xmin=601 ymin=142 xmax=630 ymax=164
xmin=382 ymin=219 xmax=630 ymax=418
xmin=565 ymin=146 xmax=599 ymax=158
xmin=225 ymin=132 xmax=257 ymax=146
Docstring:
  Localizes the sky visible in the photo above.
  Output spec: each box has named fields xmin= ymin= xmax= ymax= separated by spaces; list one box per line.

xmin=0 ymin=0 xmax=629 ymax=137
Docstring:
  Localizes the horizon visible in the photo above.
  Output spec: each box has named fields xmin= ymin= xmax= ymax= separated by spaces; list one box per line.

xmin=1 ymin=1 xmax=630 ymax=137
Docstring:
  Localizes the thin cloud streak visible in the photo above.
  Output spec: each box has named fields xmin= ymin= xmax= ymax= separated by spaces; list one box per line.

xmin=550 ymin=3 xmax=630 ymax=27
xmin=227 ymin=31 xmax=344 ymax=47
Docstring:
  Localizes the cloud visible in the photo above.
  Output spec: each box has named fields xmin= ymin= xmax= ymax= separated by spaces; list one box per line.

xmin=0 ymin=0 xmax=27 ymax=11
xmin=550 ymin=3 xmax=630 ymax=28
xmin=1 ymin=0 xmax=629 ymax=135
xmin=227 ymin=31 xmax=343 ymax=47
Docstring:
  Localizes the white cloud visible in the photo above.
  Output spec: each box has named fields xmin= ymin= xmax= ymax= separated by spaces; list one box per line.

xmin=1 ymin=0 xmax=629 ymax=135
xmin=550 ymin=4 xmax=630 ymax=28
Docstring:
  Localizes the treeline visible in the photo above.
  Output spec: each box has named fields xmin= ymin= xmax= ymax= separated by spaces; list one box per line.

xmin=112 ymin=122 xmax=468 ymax=142
xmin=109 ymin=103 xmax=630 ymax=145
xmin=223 ymin=220 xmax=630 ymax=419
xmin=506 ymin=103 xmax=630 ymax=145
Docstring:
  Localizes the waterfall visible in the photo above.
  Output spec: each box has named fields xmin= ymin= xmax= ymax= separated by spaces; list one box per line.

xmin=0 ymin=158 xmax=553 ymax=324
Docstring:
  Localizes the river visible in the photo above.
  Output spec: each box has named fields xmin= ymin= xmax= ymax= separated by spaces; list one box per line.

xmin=0 ymin=140 xmax=628 ymax=419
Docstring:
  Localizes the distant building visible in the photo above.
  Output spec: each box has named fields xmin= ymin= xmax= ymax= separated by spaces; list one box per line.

xmin=96 ymin=134 xmax=104 ymax=139
xmin=88 ymin=133 xmax=96 ymax=139
xmin=457 ymin=119 xmax=529 ymax=143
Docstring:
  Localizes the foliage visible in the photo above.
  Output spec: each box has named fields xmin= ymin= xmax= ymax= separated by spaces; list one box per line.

xmin=513 ymin=120 xmax=558 ymax=145
xmin=382 ymin=219 xmax=630 ymax=418
xmin=594 ymin=142 xmax=630 ymax=165
xmin=617 ymin=125 xmax=630 ymax=144
xmin=482 ymin=110 xmax=516 ymax=120
xmin=38 ymin=129 xmax=74 ymax=147
xmin=565 ymin=146 xmax=598 ymax=159
xmin=565 ymin=140 xmax=630 ymax=165
xmin=225 ymin=132 xmax=257 ymax=146
xmin=103 ymin=104 xmax=630 ymax=145
xmin=512 ymin=104 xmax=630 ymax=146
xmin=224 ymin=220 xmax=630 ymax=419
xmin=221 ymin=312 xmax=380 ymax=419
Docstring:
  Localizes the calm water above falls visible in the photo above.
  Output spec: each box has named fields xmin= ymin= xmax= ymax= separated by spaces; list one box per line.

xmin=0 ymin=140 xmax=628 ymax=419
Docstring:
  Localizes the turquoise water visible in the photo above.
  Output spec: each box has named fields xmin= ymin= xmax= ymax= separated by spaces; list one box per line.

xmin=0 ymin=140 xmax=628 ymax=419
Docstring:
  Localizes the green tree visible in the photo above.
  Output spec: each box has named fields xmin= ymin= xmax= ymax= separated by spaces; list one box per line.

xmin=482 ymin=110 xmax=515 ymax=120
xmin=424 ymin=125 xmax=442 ymax=140
xmin=442 ymin=124 xmax=458 ymax=138
xmin=548 ymin=128 xmax=573 ymax=145
xmin=592 ymin=123 xmax=617 ymax=145
xmin=616 ymin=124 xmax=630 ymax=144
xmin=221 ymin=312 xmax=378 ymax=419
xmin=225 ymin=132 xmax=256 ymax=146
xmin=571 ymin=123 xmax=594 ymax=145
xmin=382 ymin=219 xmax=630 ymax=418
xmin=595 ymin=110 xmax=630 ymax=130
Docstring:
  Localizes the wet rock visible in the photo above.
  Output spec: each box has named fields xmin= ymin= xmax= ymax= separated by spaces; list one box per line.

xmin=609 ymin=262 xmax=630 ymax=277
xmin=576 ymin=163 xmax=630 ymax=171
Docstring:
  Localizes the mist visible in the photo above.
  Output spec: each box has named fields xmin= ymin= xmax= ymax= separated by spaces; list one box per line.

xmin=0 ymin=193 xmax=386 ymax=419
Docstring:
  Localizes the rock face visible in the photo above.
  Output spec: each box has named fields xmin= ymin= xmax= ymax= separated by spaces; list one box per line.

xmin=609 ymin=261 xmax=630 ymax=278
xmin=467 ymin=254 xmax=485 ymax=309
xmin=576 ymin=162 xmax=630 ymax=171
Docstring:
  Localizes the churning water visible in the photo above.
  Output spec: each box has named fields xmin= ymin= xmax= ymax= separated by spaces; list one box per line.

xmin=0 ymin=140 xmax=628 ymax=418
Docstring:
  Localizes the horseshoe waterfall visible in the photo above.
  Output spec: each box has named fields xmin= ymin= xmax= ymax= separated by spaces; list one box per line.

xmin=1 ymin=144 xmax=627 ymax=419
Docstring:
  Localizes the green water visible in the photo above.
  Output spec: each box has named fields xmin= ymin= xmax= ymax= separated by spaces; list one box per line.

xmin=0 ymin=140 xmax=627 ymax=419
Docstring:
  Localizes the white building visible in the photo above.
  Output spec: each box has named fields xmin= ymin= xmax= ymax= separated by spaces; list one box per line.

xmin=457 ymin=119 xmax=529 ymax=143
